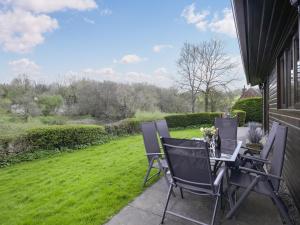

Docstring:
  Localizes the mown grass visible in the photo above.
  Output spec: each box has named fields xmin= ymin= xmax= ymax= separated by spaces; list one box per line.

xmin=0 ymin=128 xmax=201 ymax=225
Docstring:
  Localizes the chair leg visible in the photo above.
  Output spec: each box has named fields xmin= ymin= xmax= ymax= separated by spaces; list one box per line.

xmin=161 ymin=185 xmax=173 ymax=224
xmin=143 ymin=160 xmax=154 ymax=187
xmin=180 ymin=188 xmax=184 ymax=199
xmin=226 ymin=177 xmax=259 ymax=219
xmin=271 ymin=193 xmax=293 ymax=225
xmin=211 ymin=186 xmax=221 ymax=225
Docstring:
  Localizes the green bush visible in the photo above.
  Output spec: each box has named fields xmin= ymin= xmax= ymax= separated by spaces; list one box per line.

xmin=105 ymin=118 xmax=149 ymax=136
xmin=165 ymin=112 xmax=223 ymax=128
xmin=25 ymin=125 xmax=110 ymax=150
xmin=232 ymin=97 xmax=262 ymax=123
xmin=0 ymin=125 xmax=112 ymax=167
xmin=231 ymin=110 xmax=246 ymax=126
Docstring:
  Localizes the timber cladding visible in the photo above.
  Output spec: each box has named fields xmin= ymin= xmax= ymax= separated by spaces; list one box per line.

xmin=268 ymin=68 xmax=300 ymax=210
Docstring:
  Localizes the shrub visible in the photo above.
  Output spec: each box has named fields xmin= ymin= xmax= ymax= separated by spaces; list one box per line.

xmin=105 ymin=118 xmax=149 ymax=136
xmin=165 ymin=112 xmax=222 ymax=128
xmin=232 ymin=97 xmax=262 ymax=123
xmin=0 ymin=125 xmax=112 ymax=167
xmin=231 ymin=110 xmax=246 ymax=127
xmin=25 ymin=125 xmax=110 ymax=150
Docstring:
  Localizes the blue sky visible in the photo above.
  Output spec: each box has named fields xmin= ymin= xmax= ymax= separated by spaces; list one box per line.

xmin=0 ymin=0 xmax=245 ymax=88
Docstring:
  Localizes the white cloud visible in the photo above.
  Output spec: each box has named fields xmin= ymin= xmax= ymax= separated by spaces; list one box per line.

xmin=3 ymin=0 xmax=97 ymax=13
xmin=153 ymin=44 xmax=173 ymax=53
xmin=8 ymin=58 xmax=40 ymax=75
xmin=100 ymin=8 xmax=112 ymax=16
xmin=181 ymin=4 xmax=236 ymax=38
xmin=0 ymin=0 xmax=98 ymax=53
xmin=0 ymin=9 xmax=58 ymax=53
xmin=210 ymin=8 xmax=236 ymax=38
xmin=83 ymin=17 xmax=95 ymax=24
xmin=181 ymin=3 xmax=210 ymax=31
xmin=83 ymin=67 xmax=116 ymax=76
xmin=119 ymin=54 xmax=147 ymax=64
xmin=154 ymin=67 xmax=168 ymax=75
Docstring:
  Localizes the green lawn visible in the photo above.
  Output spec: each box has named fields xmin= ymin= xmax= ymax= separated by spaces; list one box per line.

xmin=0 ymin=128 xmax=201 ymax=225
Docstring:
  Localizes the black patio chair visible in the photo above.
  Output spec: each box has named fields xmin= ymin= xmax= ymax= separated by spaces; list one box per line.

xmin=213 ymin=117 xmax=238 ymax=171
xmin=225 ymin=125 xmax=293 ymax=225
xmin=141 ymin=122 xmax=169 ymax=187
xmin=214 ymin=117 xmax=238 ymax=141
xmin=160 ymin=137 xmax=226 ymax=225
xmin=155 ymin=120 xmax=171 ymax=138
xmin=239 ymin=121 xmax=279 ymax=170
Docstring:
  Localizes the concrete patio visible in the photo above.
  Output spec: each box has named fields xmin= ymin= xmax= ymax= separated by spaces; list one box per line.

xmin=105 ymin=127 xmax=283 ymax=225
xmin=105 ymin=178 xmax=283 ymax=225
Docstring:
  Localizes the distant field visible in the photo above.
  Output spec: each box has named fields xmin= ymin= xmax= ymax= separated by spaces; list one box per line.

xmin=0 ymin=113 xmax=100 ymax=139
xmin=0 ymin=111 xmax=177 ymax=139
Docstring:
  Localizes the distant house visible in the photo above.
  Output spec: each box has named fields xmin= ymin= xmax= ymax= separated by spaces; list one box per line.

xmin=232 ymin=0 xmax=300 ymax=210
xmin=240 ymin=86 xmax=261 ymax=99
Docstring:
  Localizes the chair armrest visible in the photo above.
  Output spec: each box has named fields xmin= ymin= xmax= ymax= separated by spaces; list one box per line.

xmin=239 ymin=166 xmax=283 ymax=181
xmin=145 ymin=153 xmax=164 ymax=156
xmin=213 ymin=167 xmax=226 ymax=187
xmin=241 ymin=145 xmax=261 ymax=152
xmin=240 ymin=155 xmax=271 ymax=164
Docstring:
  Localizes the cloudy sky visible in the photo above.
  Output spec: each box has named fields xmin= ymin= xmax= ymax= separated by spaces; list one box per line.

xmin=0 ymin=0 xmax=246 ymax=88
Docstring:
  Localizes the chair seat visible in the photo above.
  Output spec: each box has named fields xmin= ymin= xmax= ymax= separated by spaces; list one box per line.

xmin=229 ymin=170 xmax=273 ymax=196
xmin=153 ymin=159 xmax=168 ymax=169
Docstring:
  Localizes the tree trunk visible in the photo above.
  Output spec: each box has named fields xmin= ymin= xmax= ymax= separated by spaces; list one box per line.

xmin=204 ymin=92 xmax=209 ymax=112
xmin=191 ymin=96 xmax=195 ymax=113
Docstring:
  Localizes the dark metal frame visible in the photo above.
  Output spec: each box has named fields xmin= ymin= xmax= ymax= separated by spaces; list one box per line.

xmin=225 ymin=125 xmax=293 ymax=225
xmin=160 ymin=137 xmax=226 ymax=225
xmin=155 ymin=120 xmax=171 ymax=138
xmin=141 ymin=122 xmax=169 ymax=187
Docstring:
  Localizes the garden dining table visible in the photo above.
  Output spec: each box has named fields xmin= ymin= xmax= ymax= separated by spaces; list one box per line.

xmin=192 ymin=138 xmax=243 ymax=162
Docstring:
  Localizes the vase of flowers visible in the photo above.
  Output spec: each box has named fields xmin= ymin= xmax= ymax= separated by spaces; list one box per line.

xmin=200 ymin=126 xmax=217 ymax=143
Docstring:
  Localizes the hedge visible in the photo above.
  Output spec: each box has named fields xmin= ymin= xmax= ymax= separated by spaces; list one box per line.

xmin=231 ymin=110 xmax=246 ymax=127
xmin=105 ymin=118 xmax=152 ymax=136
xmin=232 ymin=97 xmax=262 ymax=123
xmin=25 ymin=125 xmax=110 ymax=150
xmin=165 ymin=112 xmax=223 ymax=128
xmin=0 ymin=125 xmax=111 ymax=166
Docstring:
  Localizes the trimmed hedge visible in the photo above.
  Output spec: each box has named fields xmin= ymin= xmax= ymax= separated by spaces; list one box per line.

xmin=232 ymin=97 xmax=262 ymax=123
xmin=165 ymin=112 xmax=223 ymax=128
xmin=231 ymin=110 xmax=246 ymax=127
xmin=25 ymin=125 xmax=110 ymax=150
xmin=0 ymin=125 xmax=111 ymax=166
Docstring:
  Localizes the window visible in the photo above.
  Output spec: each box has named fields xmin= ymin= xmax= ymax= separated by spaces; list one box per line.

xmin=278 ymin=33 xmax=300 ymax=109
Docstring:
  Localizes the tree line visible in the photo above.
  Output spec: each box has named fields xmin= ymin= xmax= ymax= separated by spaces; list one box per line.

xmin=0 ymin=39 xmax=242 ymax=122
xmin=0 ymin=75 xmax=241 ymax=122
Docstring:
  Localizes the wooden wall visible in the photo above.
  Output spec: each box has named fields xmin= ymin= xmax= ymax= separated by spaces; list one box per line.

xmin=267 ymin=65 xmax=300 ymax=210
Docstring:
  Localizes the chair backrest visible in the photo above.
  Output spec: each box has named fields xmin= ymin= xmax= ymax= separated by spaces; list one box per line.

xmin=155 ymin=120 xmax=170 ymax=138
xmin=214 ymin=117 xmax=238 ymax=140
xmin=269 ymin=125 xmax=288 ymax=192
xmin=161 ymin=137 xmax=214 ymax=193
xmin=260 ymin=121 xmax=279 ymax=159
xmin=141 ymin=122 xmax=161 ymax=164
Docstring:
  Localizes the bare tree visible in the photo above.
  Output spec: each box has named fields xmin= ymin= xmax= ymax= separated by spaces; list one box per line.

xmin=199 ymin=39 xmax=237 ymax=112
xmin=177 ymin=42 xmax=203 ymax=112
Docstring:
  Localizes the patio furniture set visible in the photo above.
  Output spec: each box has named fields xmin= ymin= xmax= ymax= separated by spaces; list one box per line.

xmin=141 ymin=119 xmax=292 ymax=225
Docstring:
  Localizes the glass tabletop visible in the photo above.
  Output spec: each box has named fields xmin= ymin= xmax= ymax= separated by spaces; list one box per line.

xmin=210 ymin=139 xmax=242 ymax=162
